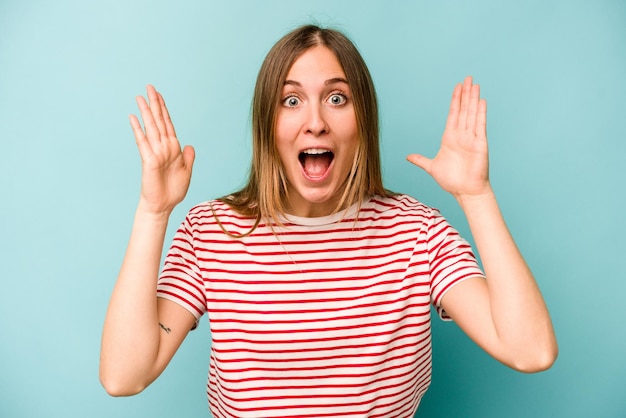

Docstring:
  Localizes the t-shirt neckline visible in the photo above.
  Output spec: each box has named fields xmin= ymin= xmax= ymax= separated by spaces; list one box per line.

xmin=280 ymin=198 xmax=368 ymax=226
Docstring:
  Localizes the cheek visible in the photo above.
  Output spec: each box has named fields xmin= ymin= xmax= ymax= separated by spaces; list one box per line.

xmin=274 ymin=119 xmax=293 ymax=156
xmin=275 ymin=112 xmax=299 ymax=138
xmin=333 ymin=109 xmax=358 ymax=137
xmin=340 ymin=120 xmax=359 ymax=150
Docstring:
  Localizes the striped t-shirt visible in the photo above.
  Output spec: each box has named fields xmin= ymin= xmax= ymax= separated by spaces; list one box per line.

xmin=157 ymin=194 xmax=484 ymax=417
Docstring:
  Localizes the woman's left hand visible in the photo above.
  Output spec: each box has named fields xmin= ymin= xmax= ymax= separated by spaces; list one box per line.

xmin=407 ymin=76 xmax=490 ymax=199
xmin=410 ymin=77 xmax=558 ymax=371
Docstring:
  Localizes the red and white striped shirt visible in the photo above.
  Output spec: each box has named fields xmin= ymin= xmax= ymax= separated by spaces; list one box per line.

xmin=157 ymin=194 xmax=484 ymax=417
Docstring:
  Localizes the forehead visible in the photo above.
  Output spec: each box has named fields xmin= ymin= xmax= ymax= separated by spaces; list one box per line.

xmin=285 ymin=46 xmax=346 ymax=82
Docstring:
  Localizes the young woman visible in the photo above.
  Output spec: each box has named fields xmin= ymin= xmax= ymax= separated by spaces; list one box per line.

xmin=100 ymin=25 xmax=557 ymax=417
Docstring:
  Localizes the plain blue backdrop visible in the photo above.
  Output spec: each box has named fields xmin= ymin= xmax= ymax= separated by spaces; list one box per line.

xmin=1 ymin=0 xmax=625 ymax=417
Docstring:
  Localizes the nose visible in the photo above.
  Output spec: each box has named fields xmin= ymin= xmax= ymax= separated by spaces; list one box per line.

xmin=304 ymin=103 xmax=328 ymax=136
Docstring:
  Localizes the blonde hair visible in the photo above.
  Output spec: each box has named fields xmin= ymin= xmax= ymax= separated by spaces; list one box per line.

xmin=218 ymin=24 xmax=392 ymax=235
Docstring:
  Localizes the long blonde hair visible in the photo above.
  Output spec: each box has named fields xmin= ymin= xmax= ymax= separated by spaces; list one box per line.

xmin=218 ymin=25 xmax=392 ymax=235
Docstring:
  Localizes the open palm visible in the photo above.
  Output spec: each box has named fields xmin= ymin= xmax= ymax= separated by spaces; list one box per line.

xmin=407 ymin=76 xmax=490 ymax=199
xmin=129 ymin=85 xmax=195 ymax=215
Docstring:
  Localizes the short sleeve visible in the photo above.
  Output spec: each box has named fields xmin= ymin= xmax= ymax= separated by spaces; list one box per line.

xmin=157 ymin=214 xmax=206 ymax=321
xmin=427 ymin=208 xmax=485 ymax=321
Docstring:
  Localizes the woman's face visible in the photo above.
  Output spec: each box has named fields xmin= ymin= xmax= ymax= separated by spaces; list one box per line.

xmin=275 ymin=46 xmax=359 ymax=217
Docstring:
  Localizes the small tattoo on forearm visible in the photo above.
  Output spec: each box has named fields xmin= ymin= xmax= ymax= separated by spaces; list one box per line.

xmin=159 ymin=323 xmax=172 ymax=334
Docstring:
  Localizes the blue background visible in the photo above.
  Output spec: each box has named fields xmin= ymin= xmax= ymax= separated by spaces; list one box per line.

xmin=1 ymin=0 xmax=625 ymax=417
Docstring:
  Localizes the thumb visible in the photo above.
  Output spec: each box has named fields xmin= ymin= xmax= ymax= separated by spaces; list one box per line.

xmin=182 ymin=145 xmax=196 ymax=170
xmin=406 ymin=153 xmax=432 ymax=174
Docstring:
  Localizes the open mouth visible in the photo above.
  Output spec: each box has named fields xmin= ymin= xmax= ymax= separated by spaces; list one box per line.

xmin=298 ymin=148 xmax=334 ymax=179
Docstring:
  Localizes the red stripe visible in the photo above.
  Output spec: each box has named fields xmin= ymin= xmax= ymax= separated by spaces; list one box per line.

xmin=213 ymin=328 xmax=431 ymax=356
xmin=209 ymin=300 xmax=429 ymax=325
xmin=211 ymin=317 xmax=430 ymax=345
xmin=213 ymin=334 xmax=430 ymax=366
xmin=207 ymin=290 xmax=429 ymax=315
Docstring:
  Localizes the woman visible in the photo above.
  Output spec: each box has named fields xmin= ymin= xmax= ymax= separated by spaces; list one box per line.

xmin=100 ymin=24 xmax=557 ymax=417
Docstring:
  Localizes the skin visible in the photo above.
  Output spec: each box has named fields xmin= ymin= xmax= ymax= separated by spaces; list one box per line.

xmin=275 ymin=46 xmax=359 ymax=218
xmin=99 ymin=88 xmax=197 ymax=395
xmin=100 ymin=54 xmax=557 ymax=396
xmin=408 ymin=78 xmax=557 ymax=371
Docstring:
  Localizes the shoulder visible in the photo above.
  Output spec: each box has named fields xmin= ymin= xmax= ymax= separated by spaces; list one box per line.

xmin=364 ymin=194 xmax=435 ymax=218
xmin=184 ymin=199 xmax=258 ymax=237
xmin=351 ymin=194 xmax=437 ymax=233
xmin=184 ymin=199 xmax=241 ymax=220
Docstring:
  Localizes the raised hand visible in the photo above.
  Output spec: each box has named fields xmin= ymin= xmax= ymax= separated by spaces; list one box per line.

xmin=129 ymin=85 xmax=195 ymax=215
xmin=407 ymin=76 xmax=489 ymax=199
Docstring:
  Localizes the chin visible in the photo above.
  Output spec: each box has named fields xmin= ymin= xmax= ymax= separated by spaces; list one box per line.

xmin=287 ymin=185 xmax=342 ymax=216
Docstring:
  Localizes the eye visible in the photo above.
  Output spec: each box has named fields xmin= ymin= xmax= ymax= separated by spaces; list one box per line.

xmin=328 ymin=93 xmax=347 ymax=106
xmin=282 ymin=95 xmax=300 ymax=107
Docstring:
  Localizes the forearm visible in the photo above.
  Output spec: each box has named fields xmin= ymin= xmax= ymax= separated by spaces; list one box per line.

xmin=457 ymin=186 xmax=557 ymax=370
xmin=100 ymin=202 xmax=170 ymax=394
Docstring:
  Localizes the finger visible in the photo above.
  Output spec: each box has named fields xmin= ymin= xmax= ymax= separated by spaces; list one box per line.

xmin=158 ymin=92 xmax=178 ymax=139
xmin=129 ymin=113 xmax=145 ymax=142
xmin=466 ymin=83 xmax=481 ymax=135
xmin=146 ymin=85 xmax=167 ymax=138
xmin=445 ymin=83 xmax=462 ymax=130
xmin=136 ymin=95 xmax=160 ymax=142
xmin=406 ymin=153 xmax=433 ymax=175
xmin=458 ymin=76 xmax=473 ymax=129
xmin=182 ymin=145 xmax=196 ymax=171
xmin=129 ymin=114 xmax=154 ymax=158
xmin=477 ymin=98 xmax=487 ymax=139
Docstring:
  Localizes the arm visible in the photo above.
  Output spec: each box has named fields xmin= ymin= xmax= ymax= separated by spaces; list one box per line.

xmin=100 ymin=86 xmax=197 ymax=396
xmin=407 ymin=77 xmax=557 ymax=372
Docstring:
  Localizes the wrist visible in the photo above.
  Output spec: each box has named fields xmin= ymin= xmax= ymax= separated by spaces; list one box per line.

xmin=454 ymin=183 xmax=496 ymax=212
xmin=135 ymin=199 xmax=173 ymax=224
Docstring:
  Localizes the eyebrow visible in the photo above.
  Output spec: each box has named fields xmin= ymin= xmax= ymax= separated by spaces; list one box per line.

xmin=283 ymin=77 xmax=349 ymax=87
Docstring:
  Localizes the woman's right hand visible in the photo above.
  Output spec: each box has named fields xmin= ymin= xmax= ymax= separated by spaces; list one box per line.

xmin=129 ymin=85 xmax=195 ymax=216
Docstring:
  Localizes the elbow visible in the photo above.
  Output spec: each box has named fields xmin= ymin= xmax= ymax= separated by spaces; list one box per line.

xmin=101 ymin=384 xmax=143 ymax=398
xmin=99 ymin=349 xmax=160 ymax=396
xmin=99 ymin=368 xmax=148 ymax=397
xmin=100 ymin=377 xmax=146 ymax=397
xmin=510 ymin=342 xmax=559 ymax=373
